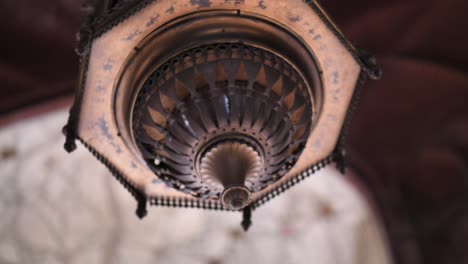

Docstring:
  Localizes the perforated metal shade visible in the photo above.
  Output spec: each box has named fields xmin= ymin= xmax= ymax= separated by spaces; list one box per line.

xmin=64 ymin=0 xmax=380 ymax=229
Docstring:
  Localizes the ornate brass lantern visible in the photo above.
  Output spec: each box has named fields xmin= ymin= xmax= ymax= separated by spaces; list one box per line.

xmin=64 ymin=0 xmax=380 ymax=230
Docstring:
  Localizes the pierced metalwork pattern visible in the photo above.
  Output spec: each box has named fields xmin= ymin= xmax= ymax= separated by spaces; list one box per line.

xmin=132 ymin=43 xmax=315 ymax=198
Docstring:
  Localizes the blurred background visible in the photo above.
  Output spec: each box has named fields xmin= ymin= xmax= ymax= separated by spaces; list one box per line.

xmin=0 ymin=0 xmax=467 ymax=263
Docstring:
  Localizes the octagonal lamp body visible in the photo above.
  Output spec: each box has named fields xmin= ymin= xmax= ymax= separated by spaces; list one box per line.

xmin=64 ymin=0 xmax=379 ymax=227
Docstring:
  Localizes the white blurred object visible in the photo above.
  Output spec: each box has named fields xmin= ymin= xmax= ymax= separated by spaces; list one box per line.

xmin=0 ymin=109 xmax=393 ymax=264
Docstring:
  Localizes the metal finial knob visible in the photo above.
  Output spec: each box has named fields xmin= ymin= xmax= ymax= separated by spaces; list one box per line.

xmin=221 ymin=186 xmax=252 ymax=211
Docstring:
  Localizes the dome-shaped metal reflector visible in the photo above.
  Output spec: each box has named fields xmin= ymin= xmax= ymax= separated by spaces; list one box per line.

xmin=64 ymin=0 xmax=380 ymax=230
xmin=132 ymin=43 xmax=314 ymax=206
